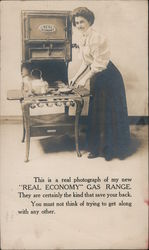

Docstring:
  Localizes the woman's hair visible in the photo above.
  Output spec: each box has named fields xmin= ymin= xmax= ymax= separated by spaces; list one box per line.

xmin=71 ymin=7 xmax=95 ymax=26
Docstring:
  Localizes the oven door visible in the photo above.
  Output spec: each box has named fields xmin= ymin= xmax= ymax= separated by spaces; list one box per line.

xmin=23 ymin=11 xmax=71 ymax=41
xmin=22 ymin=11 xmax=72 ymax=61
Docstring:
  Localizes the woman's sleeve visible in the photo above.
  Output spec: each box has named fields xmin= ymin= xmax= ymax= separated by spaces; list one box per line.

xmin=90 ymin=34 xmax=110 ymax=74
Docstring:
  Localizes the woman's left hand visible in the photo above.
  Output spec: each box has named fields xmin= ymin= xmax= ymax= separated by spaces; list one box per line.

xmin=76 ymin=78 xmax=87 ymax=88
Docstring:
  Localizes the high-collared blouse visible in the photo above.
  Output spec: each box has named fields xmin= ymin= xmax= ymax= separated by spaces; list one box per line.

xmin=79 ymin=27 xmax=110 ymax=75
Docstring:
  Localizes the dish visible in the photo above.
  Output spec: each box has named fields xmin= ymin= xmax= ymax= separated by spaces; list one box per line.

xmin=47 ymin=87 xmax=58 ymax=92
xmin=58 ymin=87 xmax=72 ymax=94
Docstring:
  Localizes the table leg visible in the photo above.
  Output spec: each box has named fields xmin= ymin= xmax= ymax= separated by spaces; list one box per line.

xmin=75 ymin=99 xmax=84 ymax=157
xmin=22 ymin=103 xmax=30 ymax=162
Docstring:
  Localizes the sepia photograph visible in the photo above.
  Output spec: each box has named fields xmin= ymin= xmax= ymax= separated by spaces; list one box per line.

xmin=0 ymin=0 xmax=148 ymax=249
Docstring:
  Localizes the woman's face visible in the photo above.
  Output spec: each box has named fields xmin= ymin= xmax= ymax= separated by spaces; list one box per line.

xmin=75 ymin=16 xmax=90 ymax=33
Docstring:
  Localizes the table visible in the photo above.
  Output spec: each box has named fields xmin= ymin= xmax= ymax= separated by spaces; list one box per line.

xmin=7 ymin=88 xmax=90 ymax=162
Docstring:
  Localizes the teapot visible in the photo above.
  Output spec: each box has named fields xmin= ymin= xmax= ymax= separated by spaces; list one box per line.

xmin=30 ymin=69 xmax=49 ymax=95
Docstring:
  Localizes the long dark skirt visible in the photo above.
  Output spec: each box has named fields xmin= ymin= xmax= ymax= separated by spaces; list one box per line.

xmin=87 ymin=61 xmax=131 ymax=160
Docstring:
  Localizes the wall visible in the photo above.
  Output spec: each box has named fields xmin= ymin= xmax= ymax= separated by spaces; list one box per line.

xmin=0 ymin=0 xmax=148 ymax=116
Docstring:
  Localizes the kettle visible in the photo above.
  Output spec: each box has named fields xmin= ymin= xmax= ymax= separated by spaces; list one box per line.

xmin=30 ymin=69 xmax=49 ymax=95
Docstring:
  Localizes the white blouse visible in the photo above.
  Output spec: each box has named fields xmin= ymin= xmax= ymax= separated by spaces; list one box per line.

xmin=79 ymin=27 xmax=110 ymax=75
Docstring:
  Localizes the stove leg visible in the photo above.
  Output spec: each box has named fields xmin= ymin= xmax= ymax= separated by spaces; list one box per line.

xmin=22 ymin=104 xmax=30 ymax=162
xmin=21 ymin=101 xmax=26 ymax=142
xmin=75 ymin=99 xmax=84 ymax=157
xmin=22 ymin=115 xmax=26 ymax=143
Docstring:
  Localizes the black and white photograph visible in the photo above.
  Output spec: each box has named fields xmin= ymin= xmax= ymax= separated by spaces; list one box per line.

xmin=0 ymin=0 xmax=148 ymax=249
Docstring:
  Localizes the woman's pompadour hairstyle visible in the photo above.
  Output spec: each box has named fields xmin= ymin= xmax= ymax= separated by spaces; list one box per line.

xmin=71 ymin=7 xmax=95 ymax=26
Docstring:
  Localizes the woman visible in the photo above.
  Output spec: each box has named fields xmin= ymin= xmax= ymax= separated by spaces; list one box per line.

xmin=70 ymin=7 xmax=131 ymax=160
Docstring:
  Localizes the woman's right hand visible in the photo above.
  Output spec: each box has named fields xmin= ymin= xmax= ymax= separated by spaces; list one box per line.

xmin=69 ymin=77 xmax=77 ymax=87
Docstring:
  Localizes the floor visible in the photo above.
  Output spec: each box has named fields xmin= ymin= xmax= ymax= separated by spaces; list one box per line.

xmin=0 ymin=121 xmax=148 ymax=250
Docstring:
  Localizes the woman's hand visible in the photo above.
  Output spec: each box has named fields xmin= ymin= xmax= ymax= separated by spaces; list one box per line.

xmin=76 ymin=76 xmax=88 ymax=88
xmin=69 ymin=63 xmax=89 ymax=87
xmin=76 ymin=80 xmax=85 ymax=88
xmin=69 ymin=77 xmax=77 ymax=87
